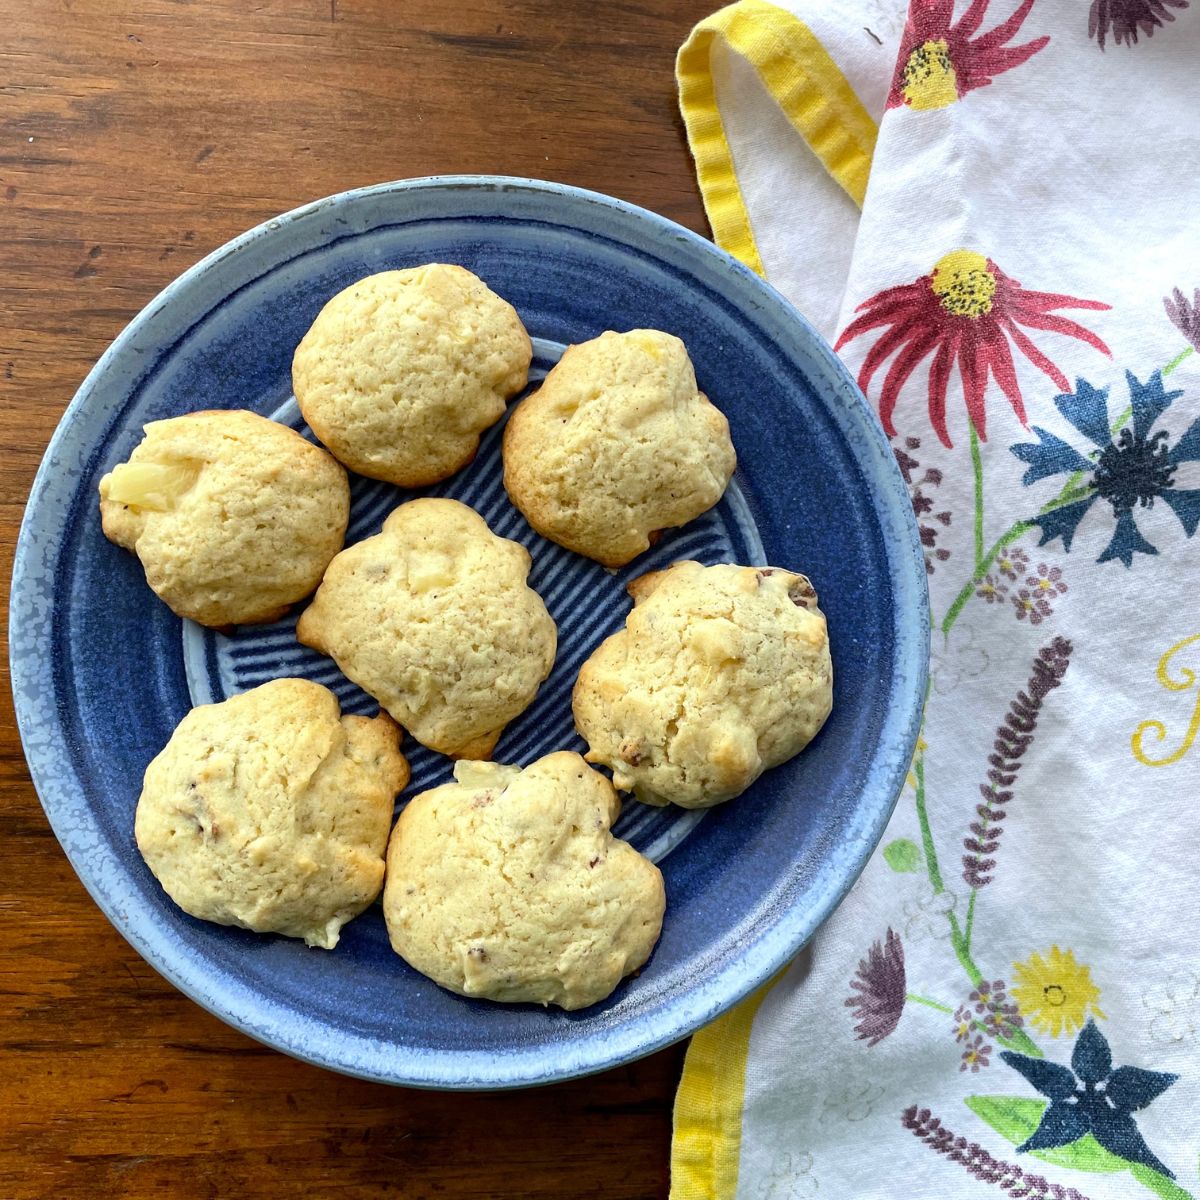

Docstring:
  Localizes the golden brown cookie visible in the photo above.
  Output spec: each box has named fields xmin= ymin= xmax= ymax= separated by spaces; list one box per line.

xmin=296 ymin=498 xmax=557 ymax=758
xmin=135 ymin=679 xmax=409 ymax=949
xmin=382 ymin=753 xmax=665 ymax=1009
xmin=99 ymin=409 xmax=349 ymax=627
xmin=503 ymin=329 xmax=735 ymax=566
xmin=573 ymin=561 xmax=832 ymax=808
xmin=292 ymin=264 xmax=531 ymax=486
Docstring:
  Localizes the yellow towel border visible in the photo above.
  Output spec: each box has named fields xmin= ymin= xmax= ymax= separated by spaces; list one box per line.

xmin=671 ymin=976 xmax=776 ymax=1200
xmin=672 ymin=4 xmax=876 ymax=1195
xmin=675 ymin=0 xmax=877 ymax=278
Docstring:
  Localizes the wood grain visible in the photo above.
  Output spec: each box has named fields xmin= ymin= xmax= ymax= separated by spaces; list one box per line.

xmin=0 ymin=2 xmax=713 ymax=1195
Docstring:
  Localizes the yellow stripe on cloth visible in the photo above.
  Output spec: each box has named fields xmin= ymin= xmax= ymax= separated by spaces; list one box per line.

xmin=672 ymin=7 xmax=875 ymax=1195
xmin=670 ymin=976 xmax=775 ymax=1200
xmin=676 ymin=0 xmax=878 ymax=276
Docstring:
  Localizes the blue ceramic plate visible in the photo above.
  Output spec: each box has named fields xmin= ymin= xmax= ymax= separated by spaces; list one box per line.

xmin=10 ymin=176 xmax=927 ymax=1088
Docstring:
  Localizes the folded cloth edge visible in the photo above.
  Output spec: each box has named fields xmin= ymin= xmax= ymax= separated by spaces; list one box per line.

xmin=675 ymin=0 xmax=878 ymax=279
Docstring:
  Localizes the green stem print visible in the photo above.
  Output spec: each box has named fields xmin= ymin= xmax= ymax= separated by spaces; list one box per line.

xmin=877 ymin=635 xmax=1193 ymax=1195
xmin=906 ymin=992 xmax=953 ymax=1015
xmin=944 ymin=908 xmax=980 ymax=984
xmin=911 ymin=755 xmax=942 ymax=895
xmin=873 ymin=345 xmax=1200 ymax=1197
xmin=907 ymin=716 xmax=1044 ymax=1058
xmin=907 ymin=994 xmax=1025 ymax=1048
xmin=938 ymin=345 xmax=1192 ymax=640
xmin=911 ymin=638 xmax=1074 ymax=1056
xmin=1164 ymin=345 xmax=1195 ymax=376
xmin=969 ymin=422 xmax=985 ymax=572
xmin=940 ymin=521 xmax=1028 ymax=637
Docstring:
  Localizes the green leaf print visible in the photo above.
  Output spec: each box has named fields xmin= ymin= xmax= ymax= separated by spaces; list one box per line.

xmin=883 ymin=838 xmax=922 ymax=873
xmin=965 ymin=1096 xmax=1127 ymax=1173
xmin=1130 ymin=1166 xmax=1197 ymax=1200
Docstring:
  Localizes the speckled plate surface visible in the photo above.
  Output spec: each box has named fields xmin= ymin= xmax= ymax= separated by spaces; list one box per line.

xmin=10 ymin=176 xmax=928 ymax=1089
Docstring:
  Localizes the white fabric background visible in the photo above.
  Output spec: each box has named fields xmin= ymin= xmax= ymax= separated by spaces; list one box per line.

xmin=711 ymin=1 xmax=1200 ymax=1196
xmin=716 ymin=0 xmax=904 ymax=340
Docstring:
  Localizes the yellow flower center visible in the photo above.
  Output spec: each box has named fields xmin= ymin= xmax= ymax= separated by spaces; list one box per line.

xmin=1044 ymin=984 xmax=1066 ymax=1007
xmin=902 ymin=40 xmax=959 ymax=110
xmin=932 ymin=250 xmax=998 ymax=318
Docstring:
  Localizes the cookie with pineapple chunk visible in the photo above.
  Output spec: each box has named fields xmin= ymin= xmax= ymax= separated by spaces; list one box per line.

xmin=382 ymin=752 xmax=665 ymax=1009
xmin=502 ymin=329 xmax=736 ymax=567
xmin=296 ymin=498 xmax=556 ymax=759
xmin=573 ymin=561 xmax=832 ymax=808
xmin=99 ymin=409 xmax=349 ymax=627
xmin=135 ymin=678 xmax=409 ymax=949
xmin=292 ymin=264 xmax=532 ymax=486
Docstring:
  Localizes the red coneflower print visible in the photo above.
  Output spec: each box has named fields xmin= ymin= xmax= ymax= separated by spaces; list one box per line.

xmin=889 ymin=0 xmax=1050 ymax=110
xmin=835 ymin=250 xmax=1111 ymax=447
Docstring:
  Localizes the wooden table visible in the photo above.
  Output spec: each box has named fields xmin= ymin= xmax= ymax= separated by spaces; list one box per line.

xmin=0 ymin=3 xmax=716 ymax=1195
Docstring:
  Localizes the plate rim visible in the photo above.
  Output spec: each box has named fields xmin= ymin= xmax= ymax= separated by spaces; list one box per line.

xmin=9 ymin=174 xmax=929 ymax=1089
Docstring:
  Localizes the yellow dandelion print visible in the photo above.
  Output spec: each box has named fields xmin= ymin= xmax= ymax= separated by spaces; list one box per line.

xmin=1011 ymin=947 xmax=1105 ymax=1038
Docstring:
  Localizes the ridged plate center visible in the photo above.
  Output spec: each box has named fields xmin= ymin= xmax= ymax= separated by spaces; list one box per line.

xmin=182 ymin=337 xmax=767 ymax=862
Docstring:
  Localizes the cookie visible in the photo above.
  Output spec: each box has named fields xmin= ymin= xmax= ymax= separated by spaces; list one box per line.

xmin=382 ymin=752 xmax=665 ymax=1009
xmin=502 ymin=329 xmax=736 ymax=567
xmin=99 ymin=409 xmax=350 ymax=627
xmin=296 ymin=498 xmax=556 ymax=759
xmin=135 ymin=678 xmax=409 ymax=949
xmin=573 ymin=561 xmax=832 ymax=808
xmin=292 ymin=264 xmax=532 ymax=486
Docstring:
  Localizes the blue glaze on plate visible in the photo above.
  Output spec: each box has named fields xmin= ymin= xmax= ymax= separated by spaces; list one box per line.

xmin=9 ymin=176 xmax=928 ymax=1089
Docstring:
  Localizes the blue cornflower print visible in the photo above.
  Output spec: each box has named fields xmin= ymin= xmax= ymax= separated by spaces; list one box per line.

xmin=1001 ymin=1020 xmax=1178 ymax=1178
xmin=1011 ymin=370 xmax=1200 ymax=566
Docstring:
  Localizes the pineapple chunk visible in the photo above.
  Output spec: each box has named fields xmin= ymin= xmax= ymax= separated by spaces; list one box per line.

xmin=630 ymin=330 xmax=665 ymax=361
xmin=450 ymin=761 xmax=521 ymax=790
xmin=687 ymin=617 xmax=742 ymax=665
xmin=102 ymin=461 xmax=199 ymax=511
xmin=407 ymin=551 xmax=456 ymax=593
